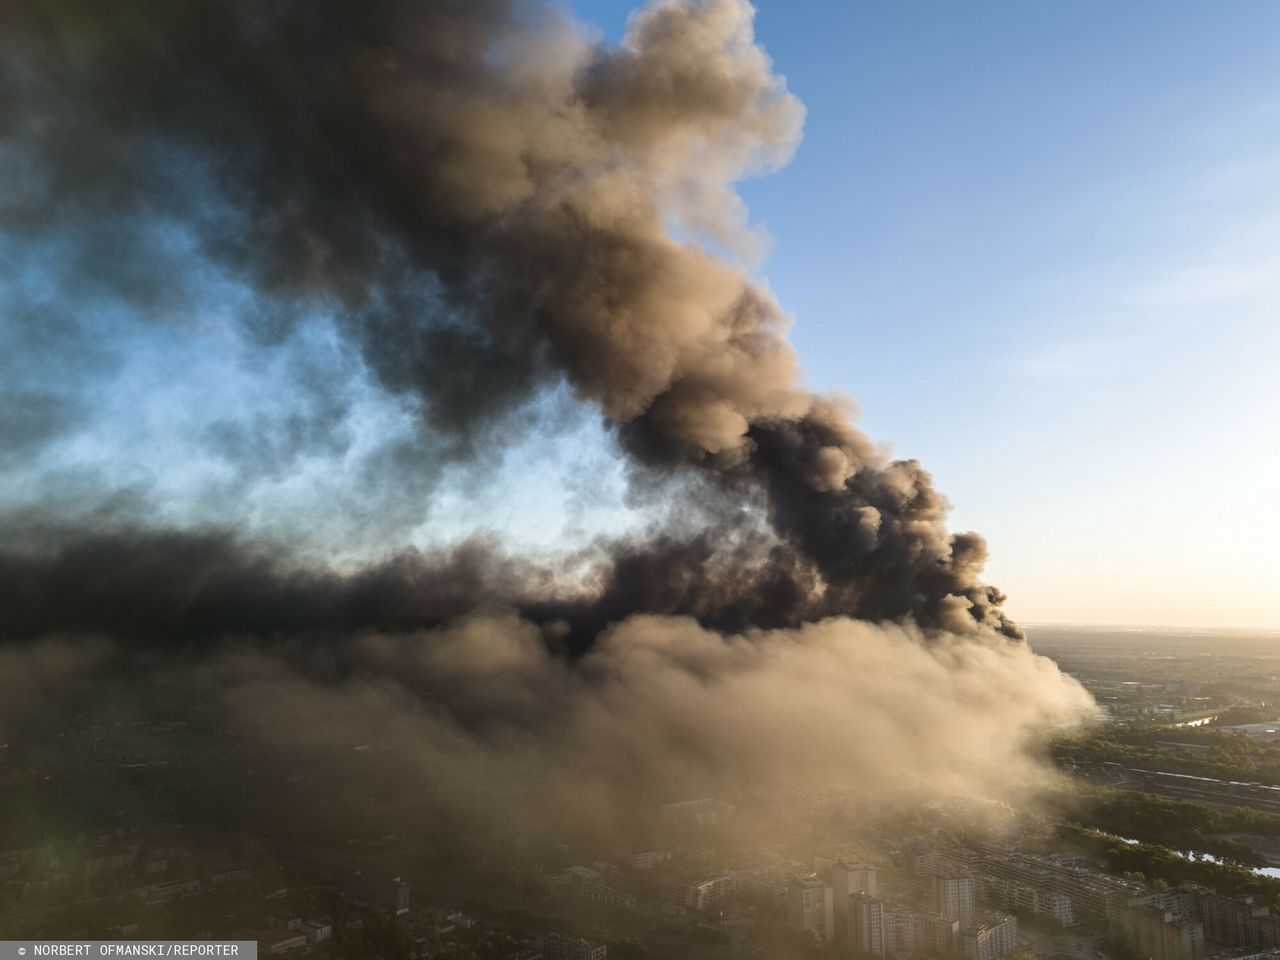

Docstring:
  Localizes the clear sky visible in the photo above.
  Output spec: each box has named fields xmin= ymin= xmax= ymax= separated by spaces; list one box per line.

xmin=569 ymin=1 xmax=1280 ymax=628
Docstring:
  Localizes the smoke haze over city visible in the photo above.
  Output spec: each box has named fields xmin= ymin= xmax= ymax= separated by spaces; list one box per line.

xmin=0 ymin=0 xmax=1094 ymax=811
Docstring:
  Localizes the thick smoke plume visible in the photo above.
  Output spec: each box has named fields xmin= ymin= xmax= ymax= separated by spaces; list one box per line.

xmin=0 ymin=0 xmax=1092 ymax=841
xmin=6 ymin=0 xmax=1016 ymax=637
xmin=0 ymin=618 xmax=1092 ymax=854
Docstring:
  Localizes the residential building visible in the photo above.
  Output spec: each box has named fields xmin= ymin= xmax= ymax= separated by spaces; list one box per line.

xmin=831 ymin=860 xmax=878 ymax=942
xmin=917 ymin=912 xmax=961 ymax=955
xmin=302 ymin=919 xmax=333 ymax=945
xmin=344 ymin=871 xmax=410 ymax=916
xmin=882 ymin=905 xmax=918 ymax=956
xmin=788 ymin=874 xmax=833 ymax=941
xmin=208 ymin=864 xmax=253 ymax=886
xmin=543 ymin=933 xmax=607 ymax=960
xmin=661 ymin=874 xmax=732 ymax=911
xmin=134 ymin=877 xmax=202 ymax=904
xmin=616 ymin=848 xmax=667 ymax=871
xmin=933 ymin=874 xmax=976 ymax=929
xmin=566 ymin=865 xmax=602 ymax=885
xmin=962 ymin=916 xmax=1017 ymax=960
xmin=1199 ymin=891 xmax=1278 ymax=947
xmin=234 ymin=930 xmax=305 ymax=955
xmin=970 ymin=842 xmax=1139 ymax=921
xmin=579 ymin=883 xmax=637 ymax=910
xmin=847 ymin=892 xmax=884 ymax=958
xmin=1109 ymin=890 xmax=1205 ymax=960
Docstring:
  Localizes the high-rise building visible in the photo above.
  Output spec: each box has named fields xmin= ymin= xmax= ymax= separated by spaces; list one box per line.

xmin=847 ymin=893 xmax=885 ymax=958
xmin=1198 ymin=891 xmax=1278 ymax=947
xmin=788 ymin=874 xmax=833 ymax=942
xmin=961 ymin=915 xmax=1017 ymax=960
xmin=1108 ymin=890 xmax=1204 ymax=960
xmin=882 ymin=905 xmax=919 ymax=956
xmin=968 ymin=841 xmax=1140 ymax=921
xmin=917 ymin=912 xmax=961 ymax=955
xmin=829 ymin=865 xmax=880 ymax=942
xmin=343 ymin=872 xmax=409 ymax=917
xmin=831 ymin=860 xmax=878 ymax=942
xmin=873 ymin=905 xmax=960 ymax=957
xmin=933 ymin=874 xmax=976 ymax=929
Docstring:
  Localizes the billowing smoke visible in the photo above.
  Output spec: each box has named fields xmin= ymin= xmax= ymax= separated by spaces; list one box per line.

xmin=5 ymin=0 xmax=1018 ymax=638
xmin=0 ymin=0 xmax=1092 ymax=847
xmin=0 ymin=617 xmax=1093 ymax=856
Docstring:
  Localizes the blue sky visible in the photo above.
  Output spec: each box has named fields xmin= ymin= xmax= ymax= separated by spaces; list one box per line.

xmin=563 ymin=1 xmax=1280 ymax=628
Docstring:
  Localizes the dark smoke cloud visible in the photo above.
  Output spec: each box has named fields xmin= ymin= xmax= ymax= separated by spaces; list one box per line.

xmin=0 ymin=518 xmax=944 ymax=654
xmin=0 ymin=527 xmax=523 ymax=647
xmin=0 ymin=0 xmax=1020 ymax=639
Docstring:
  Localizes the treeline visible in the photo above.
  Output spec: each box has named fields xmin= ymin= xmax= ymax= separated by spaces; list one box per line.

xmin=1056 ymin=823 xmax=1280 ymax=908
xmin=1213 ymin=706 xmax=1280 ymax=727
xmin=1072 ymin=788 xmax=1280 ymax=864
xmin=1055 ymin=726 xmax=1280 ymax=785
